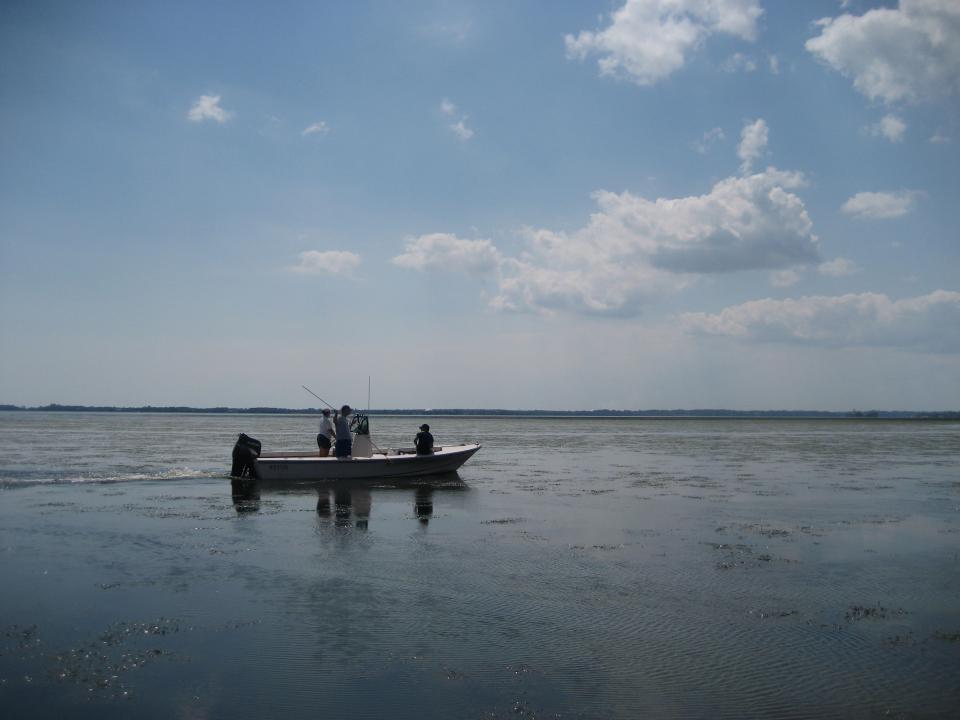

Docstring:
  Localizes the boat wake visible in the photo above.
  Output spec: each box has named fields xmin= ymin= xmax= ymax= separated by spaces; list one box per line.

xmin=0 ymin=467 xmax=227 ymax=488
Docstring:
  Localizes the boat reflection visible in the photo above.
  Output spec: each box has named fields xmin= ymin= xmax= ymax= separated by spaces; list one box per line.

xmin=231 ymin=477 xmax=261 ymax=513
xmin=414 ymin=485 xmax=433 ymax=524
xmin=320 ymin=486 xmax=373 ymax=529
xmin=231 ymin=471 xmax=466 ymax=530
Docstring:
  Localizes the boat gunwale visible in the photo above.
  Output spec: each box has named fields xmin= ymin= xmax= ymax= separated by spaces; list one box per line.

xmin=256 ymin=443 xmax=481 ymax=463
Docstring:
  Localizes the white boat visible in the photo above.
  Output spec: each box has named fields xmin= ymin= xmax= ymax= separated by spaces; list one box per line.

xmin=231 ymin=416 xmax=481 ymax=481
xmin=252 ymin=443 xmax=481 ymax=481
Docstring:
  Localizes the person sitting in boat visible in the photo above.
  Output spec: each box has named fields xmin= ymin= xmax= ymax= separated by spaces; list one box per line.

xmin=333 ymin=405 xmax=353 ymax=459
xmin=415 ymin=423 xmax=434 ymax=455
xmin=317 ymin=408 xmax=335 ymax=457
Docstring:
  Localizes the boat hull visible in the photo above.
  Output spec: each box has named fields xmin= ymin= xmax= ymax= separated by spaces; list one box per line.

xmin=253 ymin=444 xmax=481 ymax=481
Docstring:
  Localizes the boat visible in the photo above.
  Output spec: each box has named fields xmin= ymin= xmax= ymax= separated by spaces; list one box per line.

xmin=230 ymin=415 xmax=481 ymax=481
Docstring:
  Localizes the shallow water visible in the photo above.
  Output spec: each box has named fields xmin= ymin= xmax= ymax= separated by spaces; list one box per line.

xmin=1 ymin=412 xmax=958 ymax=718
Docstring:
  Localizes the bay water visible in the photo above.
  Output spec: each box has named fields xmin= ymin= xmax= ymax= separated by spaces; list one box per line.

xmin=1 ymin=412 xmax=958 ymax=718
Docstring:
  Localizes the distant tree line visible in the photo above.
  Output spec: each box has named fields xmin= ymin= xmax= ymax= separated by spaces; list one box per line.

xmin=0 ymin=403 xmax=956 ymax=419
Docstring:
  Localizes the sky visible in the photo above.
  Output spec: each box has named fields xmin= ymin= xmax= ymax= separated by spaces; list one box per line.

xmin=1 ymin=0 xmax=958 ymax=411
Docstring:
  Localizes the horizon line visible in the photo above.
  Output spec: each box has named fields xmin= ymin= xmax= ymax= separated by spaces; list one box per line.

xmin=1 ymin=403 xmax=957 ymax=418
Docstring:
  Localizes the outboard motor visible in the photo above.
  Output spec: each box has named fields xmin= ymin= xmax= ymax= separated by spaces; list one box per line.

xmin=231 ymin=433 xmax=261 ymax=478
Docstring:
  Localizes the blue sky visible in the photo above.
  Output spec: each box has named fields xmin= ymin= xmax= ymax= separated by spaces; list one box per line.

xmin=1 ymin=0 xmax=958 ymax=410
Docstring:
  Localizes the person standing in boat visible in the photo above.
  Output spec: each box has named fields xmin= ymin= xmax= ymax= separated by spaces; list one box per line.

xmin=414 ymin=423 xmax=434 ymax=455
xmin=317 ymin=408 xmax=335 ymax=457
xmin=333 ymin=405 xmax=353 ymax=459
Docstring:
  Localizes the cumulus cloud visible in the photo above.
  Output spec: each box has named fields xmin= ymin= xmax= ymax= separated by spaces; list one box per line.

xmin=682 ymin=290 xmax=960 ymax=353
xmin=490 ymin=168 xmax=819 ymax=314
xmin=565 ymin=0 xmax=763 ymax=86
xmin=188 ymin=95 xmax=232 ymax=123
xmin=819 ymin=257 xmax=857 ymax=277
xmin=805 ymin=0 xmax=960 ymax=104
xmin=440 ymin=99 xmax=457 ymax=116
xmin=738 ymin=118 xmax=768 ymax=173
xmin=302 ymin=121 xmax=330 ymax=136
xmin=290 ymin=250 xmax=360 ymax=276
xmin=841 ymin=190 xmax=919 ymax=219
xmin=865 ymin=114 xmax=906 ymax=142
xmin=768 ymin=54 xmax=780 ymax=74
xmin=491 ymin=257 xmax=681 ymax=316
xmin=398 ymin=119 xmax=821 ymax=317
xmin=392 ymin=233 xmax=501 ymax=274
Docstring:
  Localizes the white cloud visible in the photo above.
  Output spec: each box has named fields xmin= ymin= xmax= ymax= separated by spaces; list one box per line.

xmin=565 ymin=0 xmax=763 ymax=86
xmin=865 ymin=114 xmax=906 ymax=142
xmin=682 ymin=290 xmax=960 ymax=353
xmin=819 ymin=257 xmax=857 ymax=276
xmin=400 ymin=119 xmax=822 ymax=318
xmin=392 ymin=233 xmax=501 ymax=274
xmin=930 ymin=132 xmax=952 ymax=144
xmin=694 ymin=127 xmax=725 ymax=154
xmin=290 ymin=250 xmax=361 ymax=276
xmin=738 ymin=118 xmax=768 ymax=173
xmin=723 ymin=52 xmax=758 ymax=73
xmin=768 ymin=54 xmax=780 ymax=74
xmin=188 ymin=95 xmax=232 ymax=123
xmin=449 ymin=118 xmax=474 ymax=141
xmin=491 ymin=167 xmax=819 ymax=315
xmin=302 ymin=121 xmax=330 ymax=137
xmin=841 ymin=190 xmax=919 ymax=219
xmin=770 ymin=269 xmax=801 ymax=287
xmin=440 ymin=99 xmax=474 ymax=140
xmin=806 ymin=0 xmax=960 ymax=104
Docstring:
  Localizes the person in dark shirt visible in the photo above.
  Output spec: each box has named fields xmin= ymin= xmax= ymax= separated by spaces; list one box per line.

xmin=414 ymin=423 xmax=434 ymax=455
xmin=333 ymin=405 xmax=353 ymax=459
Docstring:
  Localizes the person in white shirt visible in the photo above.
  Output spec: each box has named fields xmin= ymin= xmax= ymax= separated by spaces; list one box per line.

xmin=317 ymin=408 xmax=335 ymax=457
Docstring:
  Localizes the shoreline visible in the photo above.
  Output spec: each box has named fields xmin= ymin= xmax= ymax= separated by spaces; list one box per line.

xmin=2 ymin=407 xmax=957 ymax=419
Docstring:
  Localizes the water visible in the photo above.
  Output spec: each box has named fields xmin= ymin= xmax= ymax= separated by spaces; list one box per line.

xmin=1 ymin=412 xmax=958 ymax=718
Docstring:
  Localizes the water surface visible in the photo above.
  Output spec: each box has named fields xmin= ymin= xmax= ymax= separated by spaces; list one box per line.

xmin=1 ymin=412 xmax=958 ymax=718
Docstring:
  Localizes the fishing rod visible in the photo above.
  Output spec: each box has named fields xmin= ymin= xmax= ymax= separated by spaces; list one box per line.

xmin=304 ymin=382 xmax=388 ymax=455
xmin=301 ymin=385 xmax=336 ymax=410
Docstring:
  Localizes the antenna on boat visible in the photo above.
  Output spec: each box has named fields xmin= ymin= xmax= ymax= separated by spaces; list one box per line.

xmin=367 ymin=376 xmax=371 ymax=413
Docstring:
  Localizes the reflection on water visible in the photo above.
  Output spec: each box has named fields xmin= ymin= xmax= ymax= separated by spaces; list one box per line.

xmin=235 ymin=473 xmax=465 ymax=533
xmin=415 ymin=486 xmax=433 ymax=524
xmin=230 ymin=477 xmax=260 ymax=513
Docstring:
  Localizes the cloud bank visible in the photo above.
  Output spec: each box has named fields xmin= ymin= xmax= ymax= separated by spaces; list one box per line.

xmin=806 ymin=0 xmax=960 ymax=104
xmin=565 ymin=0 xmax=763 ymax=86
xmin=395 ymin=163 xmax=820 ymax=316
xmin=394 ymin=119 xmax=830 ymax=318
xmin=492 ymin=167 xmax=820 ymax=314
xmin=682 ymin=290 xmax=960 ymax=353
